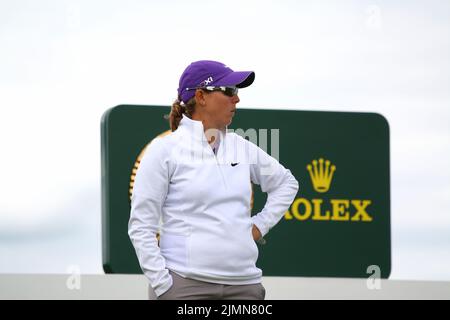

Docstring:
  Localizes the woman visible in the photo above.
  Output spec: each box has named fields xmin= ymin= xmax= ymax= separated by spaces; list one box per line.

xmin=128 ymin=60 xmax=299 ymax=300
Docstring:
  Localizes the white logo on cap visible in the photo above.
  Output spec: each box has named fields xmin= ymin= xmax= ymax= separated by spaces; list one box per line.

xmin=200 ymin=76 xmax=213 ymax=86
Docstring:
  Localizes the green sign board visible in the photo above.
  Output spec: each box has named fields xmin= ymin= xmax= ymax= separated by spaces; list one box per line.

xmin=101 ymin=105 xmax=390 ymax=278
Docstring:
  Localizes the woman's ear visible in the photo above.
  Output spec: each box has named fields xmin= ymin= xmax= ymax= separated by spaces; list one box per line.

xmin=195 ymin=89 xmax=206 ymax=106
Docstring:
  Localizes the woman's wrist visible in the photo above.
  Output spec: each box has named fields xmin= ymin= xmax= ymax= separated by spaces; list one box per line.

xmin=252 ymin=224 xmax=267 ymax=245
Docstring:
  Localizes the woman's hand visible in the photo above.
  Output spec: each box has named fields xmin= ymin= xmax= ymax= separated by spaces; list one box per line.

xmin=252 ymin=224 xmax=262 ymax=241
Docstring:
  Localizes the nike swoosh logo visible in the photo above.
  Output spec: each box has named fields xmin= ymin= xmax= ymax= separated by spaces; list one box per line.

xmin=231 ymin=162 xmax=239 ymax=167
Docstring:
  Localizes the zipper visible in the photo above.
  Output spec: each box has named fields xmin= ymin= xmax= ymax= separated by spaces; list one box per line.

xmin=210 ymin=144 xmax=228 ymax=189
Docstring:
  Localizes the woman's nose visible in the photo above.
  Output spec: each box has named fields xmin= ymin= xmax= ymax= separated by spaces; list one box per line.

xmin=232 ymin=94 xmax=240 ymax=104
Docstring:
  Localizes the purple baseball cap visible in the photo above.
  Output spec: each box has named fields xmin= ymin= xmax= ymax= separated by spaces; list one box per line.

xmin=177 ymin=60 xmax=255 ymax=104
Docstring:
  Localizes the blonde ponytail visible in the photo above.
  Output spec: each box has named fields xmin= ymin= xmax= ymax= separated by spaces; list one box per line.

xmin=169 ymin=97 xmax=196 ymax=131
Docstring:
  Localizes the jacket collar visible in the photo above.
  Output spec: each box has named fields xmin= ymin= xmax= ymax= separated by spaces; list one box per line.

xmin=178 ymin=114 xmax=227 ymax=143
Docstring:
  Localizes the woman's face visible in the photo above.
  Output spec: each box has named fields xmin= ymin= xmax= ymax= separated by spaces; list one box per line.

xmin=202 ymin=90 xmax=240 ymax=129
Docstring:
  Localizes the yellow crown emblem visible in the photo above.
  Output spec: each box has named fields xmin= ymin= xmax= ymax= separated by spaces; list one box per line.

xmin=307 ymin=158 xmax=336 ymax=193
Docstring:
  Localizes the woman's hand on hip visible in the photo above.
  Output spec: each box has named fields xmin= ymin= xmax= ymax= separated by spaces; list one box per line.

xmin=252 ymin=224 xmax=262 ymax=241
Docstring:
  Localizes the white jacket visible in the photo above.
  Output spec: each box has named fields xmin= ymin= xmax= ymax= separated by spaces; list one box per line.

xmin=128 ymin=114 xmax=299 ymax=297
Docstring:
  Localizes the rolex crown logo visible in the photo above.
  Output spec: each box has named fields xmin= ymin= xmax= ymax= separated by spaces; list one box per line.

xmin=307 ymin=158 xmax=336 ymax=193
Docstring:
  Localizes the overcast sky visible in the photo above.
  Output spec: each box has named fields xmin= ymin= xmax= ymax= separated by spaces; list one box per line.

xmin=0 ymin=0 xmax=449 ymax=281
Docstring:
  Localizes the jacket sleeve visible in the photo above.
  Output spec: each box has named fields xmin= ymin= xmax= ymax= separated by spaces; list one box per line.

xmin=248 ymin=140 xmax=299 ymax=237
xmin=128 ymin=137 xmax=172 ymax=297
